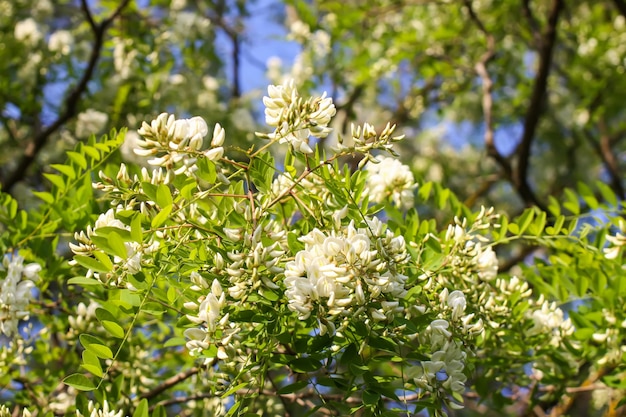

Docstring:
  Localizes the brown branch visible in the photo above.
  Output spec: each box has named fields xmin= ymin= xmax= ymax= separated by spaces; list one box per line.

xmin=513 ymin=0 xmax=563 ymax=211
xmin=583 ymin=128 xmax=625 ymax=200
xmin=464 ymin=0 xmax=514 ymax=196
xmin=1 ymin=0 xmax=132 ymax=193
xmin=140 ymin=367 xmax=202 ymax=400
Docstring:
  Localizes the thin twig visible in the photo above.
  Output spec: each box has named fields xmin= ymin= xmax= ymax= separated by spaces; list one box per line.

xmin=140 ymin=367 xmax=202 ymax=400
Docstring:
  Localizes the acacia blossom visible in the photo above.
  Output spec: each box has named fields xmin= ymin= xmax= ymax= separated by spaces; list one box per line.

xmin=263 ymin=79 xmax=336 ymax=154
xmin=364 ymin=156 xmax=417 ymax=210
xmin=284 ymin=217 xmax=408 ymax=334
xmin=0 ymin=255 xmax=41 ymax=337
xmin=69 ymin=209 xmax=159 ymax=284
xmin=184 ymin=273 xmax=239 ymax=362
xmin=76 ymin=401 xmax=124 ymax=417
xmin=135 ymin=113 xmax=224 ymax=174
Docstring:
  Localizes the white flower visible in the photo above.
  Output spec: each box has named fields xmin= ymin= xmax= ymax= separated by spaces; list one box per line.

xmin=475 ymin=245 xmax=498 ymax=281
xmin=365 ymin=157 xmax=417 ymax=210
xmin=263 ymin=79 xmax=336 ymax=154
xmin=0 ymin=255 xmax=41 ymax=337
xmin=76 ymin=109 xmax=109 ymax=138
xmin=14 ymin=18 xmax=42 ymax=46
xmin=76 ymin=400 xmax=124 ymax=417
xmin=48 ymin=30 xmax=73 ymax=55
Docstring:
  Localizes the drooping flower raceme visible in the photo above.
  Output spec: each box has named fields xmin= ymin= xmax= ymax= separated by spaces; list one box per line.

xmin=263 ymin=79 xmax=336 ymax=154
xmin=284 ymin=217 xmax=408 ymax=334
xmin=364 ymin=156 xmax=417 ymax=210
xmin=0 ymin=254 xmax=41 ymax=338
xmin=184 ymin=273 xmax=239 ymax=362
xmin=135 ymin=113 xmax=224 ymax=175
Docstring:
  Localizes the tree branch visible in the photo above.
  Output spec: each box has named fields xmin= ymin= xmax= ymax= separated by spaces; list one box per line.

xmin=140 ymin=367 xmax=202 ymax=400
xmin=1 ymin=0 xmax=132 ymax=193
xmin=513 ymin=0 xmax=563 ymax=211
xmin=464 ymin=0 xmax=515 ymax=201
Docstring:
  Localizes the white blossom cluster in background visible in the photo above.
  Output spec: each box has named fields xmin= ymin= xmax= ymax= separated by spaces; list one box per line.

xmin=184 ymin=273 xmax=239 ymax=363
xmin=263 ymin=79 xmax=336 ymax=154
xmin=525 ymin=295 xmax=574 ymax=347
xmin=604 ymin=218 xmax=626 ymax=260
xmin=0 ymin=254 xmax=41 ymax=338
xmin=69 ymin=208 xmax=159 ymax=285
xmin=364 ymin=156 xmax=417 ymax=210
xmin=135 ymin=113 xmax=224 ymax=174
xmin=76 ymin=401 xmax=124 ymax=417
xmin=284 ymin=216 xmax=408 ymax=335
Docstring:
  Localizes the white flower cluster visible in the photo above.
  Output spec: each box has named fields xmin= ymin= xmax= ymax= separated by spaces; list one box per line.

xmin=0 ymin=255 xmax=41 ymax=337
xmin=439 ymin=288 xmax=484 ymax=335
xmin=223 ymin=220 xmax=287 ymax=299
xmin=408 ymin=319 xmax=467 ymax=403
xmin=0 ymin=406 xmax=30 ymax=417
xmin=604 ymin=218 xmax=626 ymax=260
xmin=70 ymin=209 xmax=159 ymax=284
xmin=48 ymin=30 xmax=73 ymax=56
xmin=76 ymin=401 xmax=124 ymax=417
xmin=14 ymin=18 xmax=42 ymax=47
xmin=263 ymin=79 xmax=336 ymax=154
xmin=135 ymin=113 xmax=224 ymax=175
xmin=525 ymin=296 xmax=574 ymax=347
xmin=364 ymin=156 xmax=417 ymax=210
xmin=441 ymin=209 xmax=500 ymax=283
xmin=184 ymin=273 xmax=238 ymax=362
xmin=284 ymin=217 xmax=408 ymax=335
xmin=67 ymin=301 xmax=99 ymax=338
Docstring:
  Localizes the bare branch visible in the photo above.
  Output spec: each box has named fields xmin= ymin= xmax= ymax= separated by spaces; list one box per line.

xmin=464 ymin=0 xmax=514 ymax=194
xmin=583 ymin=125 xmax=625 ymax=200
xmin=513 ymin=0 xmax=563 ymax=211
xmin=1 ymin=0 xmax=132 ymax=192
xmin=140 ymin=367 xmax=202 ymax=401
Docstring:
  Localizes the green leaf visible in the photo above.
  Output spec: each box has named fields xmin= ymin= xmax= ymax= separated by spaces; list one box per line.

xmin=44 ymin=173 xmax=66 ymax=190
xmin=32 ymin=191 xmax=55 ymax=204
xmin=156 ymin=184 xmax=173 ymax=209
xmin=63 ymin=373 xmax=96 ymax=391
xmin=130 ymin=214 xmax=143 ymax=243
xmin=74 ymin=255 xmax=111 ymax=273
xmin=51 ymin=163 xmax=76 ymax=179
xmin=67 ymin=151 xmax=88 ymax=169
xmin=563 ymin=188 xmax=580 ymax=215
xmin=107 ymin=231 xmax=128 ymax=260
xmin=289 ymin=357 xmax=322 ymax=373
xmin=164 ymin=337 xmax=186 ymax=347
xmin=81 ymin=350 xmax=103 ymax=377
xmin=151 ymin=205 xmax=172 ymax=229
xmin=68 ymin=276 xmax=103 ymax=287
xmin=133 ymin=399 xmax=149 ymax=417
xmin=95 ymin=308 xmax=125 ymax=339
xmin=277 ymin=380 xmax=309 ymax=394
xmin=80 ymin=334 xmax=114 ymax=359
